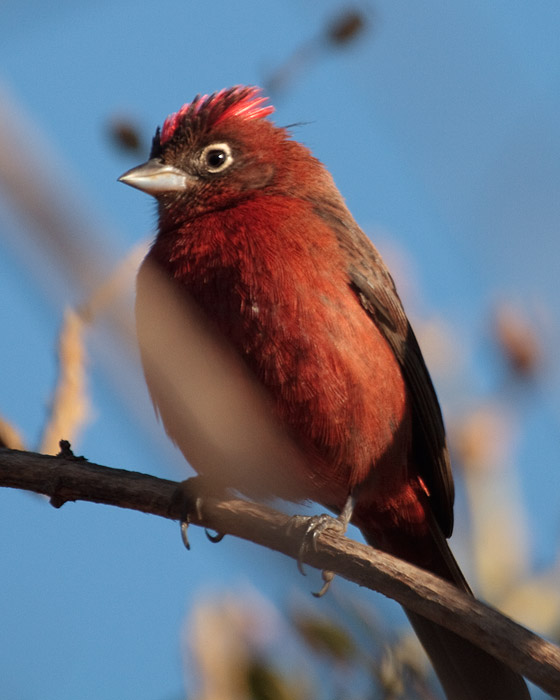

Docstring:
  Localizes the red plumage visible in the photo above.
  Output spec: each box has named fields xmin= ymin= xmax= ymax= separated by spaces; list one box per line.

xmin=160 ymin=86 xmax=274 ymax=144
xmin=120 ymin=86 xmax=529 ymax=700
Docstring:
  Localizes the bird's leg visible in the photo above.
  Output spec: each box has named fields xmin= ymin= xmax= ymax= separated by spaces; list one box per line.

xmin=289 ymin=494 xmax=355 ymax=596
xmin=170 ymin=475 xmax=226 ymax=550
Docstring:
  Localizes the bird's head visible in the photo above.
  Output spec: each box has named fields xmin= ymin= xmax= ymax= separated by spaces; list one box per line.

xmin=119 ymin=86 xmax=326 ymax=219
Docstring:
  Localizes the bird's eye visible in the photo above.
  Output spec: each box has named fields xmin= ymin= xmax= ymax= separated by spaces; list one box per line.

xmin=200 ymin=142 xmax=234 ymax=174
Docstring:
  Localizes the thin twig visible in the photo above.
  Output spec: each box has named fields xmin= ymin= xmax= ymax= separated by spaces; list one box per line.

xmin=39 ymin=308 xmax=89 ymax=455
xmin=0 ymin=418 xmax=25 ymax=450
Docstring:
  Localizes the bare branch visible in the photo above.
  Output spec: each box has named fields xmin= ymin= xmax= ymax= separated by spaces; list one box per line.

xmin=0 ymin=446 xmax=559 ymax=697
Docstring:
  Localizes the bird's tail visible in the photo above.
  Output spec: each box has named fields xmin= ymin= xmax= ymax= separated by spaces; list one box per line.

xmin=405 ymin=607 xmax=530 ymax=700
xmin=357 ymin=514 xmax=530 ymax=700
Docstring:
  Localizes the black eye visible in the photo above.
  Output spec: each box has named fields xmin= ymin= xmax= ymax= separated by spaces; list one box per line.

xmin=200 ymin=142 xmax=234 ymax=174
xmin=207 ymin=150 xmax=226 ymax=168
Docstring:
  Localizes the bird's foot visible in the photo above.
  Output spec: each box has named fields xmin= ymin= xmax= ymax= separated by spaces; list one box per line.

xmin=290 ymin=512 xmax=348 ymax=575
xmin=289 ymin=495 xmax=355 ymax=596
xmin=170 ymin=476 xmax=226 ymax=550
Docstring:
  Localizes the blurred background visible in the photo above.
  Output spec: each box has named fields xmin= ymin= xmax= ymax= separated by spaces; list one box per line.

xmin=1 ymin=1 xmax=559 ymax=698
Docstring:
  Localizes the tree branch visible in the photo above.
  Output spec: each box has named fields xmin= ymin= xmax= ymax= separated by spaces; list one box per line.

xmin=1 ymin=446 xmax=559 ymax=696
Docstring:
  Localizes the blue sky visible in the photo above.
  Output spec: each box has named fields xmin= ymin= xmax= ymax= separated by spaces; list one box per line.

xmin=1 ymin=2 xmax=559 ymax=698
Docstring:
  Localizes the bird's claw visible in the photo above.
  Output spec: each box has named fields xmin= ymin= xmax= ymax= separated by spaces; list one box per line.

xmin=171 ymin=476 xmax=220 ymax=551
xmin=288 ymin=512 xmax=349 ymax=590
xmin=177 ymin=493 xmax=204 ymax=551
xmin=180 ymin=520 xmax=191 ymax=550
xmin=205 ymin=529 xmax=225 ymax=543
xmin=313 ymin=570 xmax=335 ymax=598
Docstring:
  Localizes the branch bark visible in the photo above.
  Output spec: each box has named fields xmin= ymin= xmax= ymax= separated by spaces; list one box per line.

xmin=1 ymin=446 xmax=559 ymax=697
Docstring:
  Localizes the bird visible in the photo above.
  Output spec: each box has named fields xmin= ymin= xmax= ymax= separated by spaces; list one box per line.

xmin=119 ymin=85 xmax=530 ymax=700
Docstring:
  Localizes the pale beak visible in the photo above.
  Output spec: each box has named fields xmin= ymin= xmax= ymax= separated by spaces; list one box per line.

xmin=118 ymin=158 xmax=191 ymax=195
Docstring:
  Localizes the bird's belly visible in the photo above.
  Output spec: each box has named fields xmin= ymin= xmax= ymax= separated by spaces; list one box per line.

xmin=137 ymin=258 xmax=411 ymax=511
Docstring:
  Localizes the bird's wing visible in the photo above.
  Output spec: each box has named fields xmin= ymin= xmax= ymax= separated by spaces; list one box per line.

xmin=331 ymin=214 xmax=454 ymax=537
